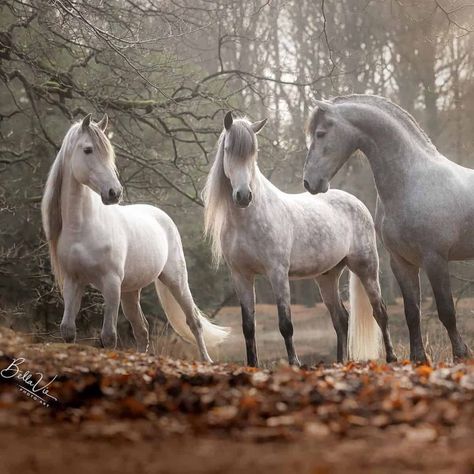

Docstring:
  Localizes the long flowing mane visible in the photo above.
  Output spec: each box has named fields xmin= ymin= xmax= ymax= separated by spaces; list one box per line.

xmin=41 ymin=121 xmax=115 ymax=290
xmin=309 ymin=94 xmax=437 ymax=153
xmin=202 ymin=132 xmax=232 ymax=265
xmin=203 ymin=119 xmax=257 ymax=265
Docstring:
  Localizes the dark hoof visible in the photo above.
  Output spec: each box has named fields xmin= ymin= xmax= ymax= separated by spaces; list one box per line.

xmin=136 ymin=341 xmax=149 ymax=353
xmin=386 ymin=353 xmax=398 ymax=363
xmin=60 ymin=323 xmax=76 ymax=343
xmin=100 ymin=332 xmax=117 ymax=349
xmin=410 ymin=351 xmax=431 ymax=365
xmin=453 ymin=343 xmax=472 ymax=362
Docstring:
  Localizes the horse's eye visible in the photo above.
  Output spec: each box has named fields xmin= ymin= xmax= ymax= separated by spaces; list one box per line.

xmin=84 ymin=147 xmax=93 ymax=155
xmin=316 ymin=130 xmax=326 ymax=138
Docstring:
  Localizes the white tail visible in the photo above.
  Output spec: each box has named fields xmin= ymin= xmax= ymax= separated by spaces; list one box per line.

xmin=154 ymin=280 xmax=230 ymax=347
xmin=348 ymin=272 xmax=382 ymax=361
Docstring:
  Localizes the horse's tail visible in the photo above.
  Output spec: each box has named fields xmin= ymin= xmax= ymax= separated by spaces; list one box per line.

xmin=154 ymin=280 xmax=230 ymax=347
xmin=348 ymin=272 xmax=382 ymax=361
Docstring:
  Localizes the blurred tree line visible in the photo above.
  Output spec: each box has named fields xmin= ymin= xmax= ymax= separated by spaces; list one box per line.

xmin=0 ymin=0 xmax=473 ymax=341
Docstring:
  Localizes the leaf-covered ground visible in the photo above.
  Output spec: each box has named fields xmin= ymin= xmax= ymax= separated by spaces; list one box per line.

xmin=0 ymin=327 xmax=473 ymax=473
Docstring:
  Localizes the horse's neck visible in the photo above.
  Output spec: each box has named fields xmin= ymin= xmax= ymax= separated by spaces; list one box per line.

xmin=60 ymin=162 xmax=99 ymax=232
xmin=346 ymin=103 xmax=437 ymax=200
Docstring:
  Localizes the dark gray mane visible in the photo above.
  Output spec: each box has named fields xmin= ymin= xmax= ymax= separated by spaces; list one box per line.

xmin=225 ymin=118 xmax=257 ymax=160
xmin=308 ymin=94 xmax=437 ymax=153
xmin=335 ymin=95 xmax=436 ymax=152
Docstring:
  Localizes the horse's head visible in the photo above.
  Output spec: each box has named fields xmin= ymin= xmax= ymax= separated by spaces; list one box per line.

xmin=222 ymin=111 xmax=267 ymax=208
xmin=303 ymin=100 xmax=360 ymax=194
xmin=71 ymin=114 xmax=122 ymax=205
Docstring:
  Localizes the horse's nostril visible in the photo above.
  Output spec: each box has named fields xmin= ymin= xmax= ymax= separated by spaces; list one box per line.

xmin=109 ymin=188 xmax=116 ymax=198
xmin=248 ymin=191 xmax=252 ymax=202
xmin=303 ymin=179 xmax=310 ymax=191
xmin=236 ymin=191 xmax=242 ymax=202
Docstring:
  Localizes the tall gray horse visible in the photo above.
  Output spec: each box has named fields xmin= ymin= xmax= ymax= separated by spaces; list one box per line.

xmin=303 ymin=94 xmax=472 ymax=363
xmin=203 ymin=111 xmax=397 ymax=367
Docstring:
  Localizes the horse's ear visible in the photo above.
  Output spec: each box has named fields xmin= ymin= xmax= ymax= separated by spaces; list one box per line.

xmin=82 ymin=113 xmax=92 ymax=131
xmin=251 ymin=118 xmax=267 ymax=134
xmin=314 ymin=99 xmax=333 ymax=113
xmin=224 ymin=111 xmax=233 ymax=130
xmin=97 ymin=114 xmax=108 ymax=132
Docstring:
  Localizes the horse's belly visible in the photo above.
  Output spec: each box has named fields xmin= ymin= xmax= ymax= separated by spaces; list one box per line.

xmin=289 ymin=251 xmax=346 ymax=278
xmin=448 ymin=239 xmax=474 ymax=260
xmin=121 ymin=231 xmax=168 ymax=292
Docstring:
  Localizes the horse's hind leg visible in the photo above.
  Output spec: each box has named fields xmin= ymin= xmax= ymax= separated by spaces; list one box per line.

xmin=121 ymin=290 xmax=149 ymax=353
xmin=60 ymin=276 xmax=84 ymax=343
xmin=268 ymin=270 xmax=300 ymax=366
xmin=390 ymin=253 xmax=428 ymax=363
xmin=316 ymin=268 xmax=348 ymax=363
xmin=159 ymin=270 xmax=212 ymax=363
xmin=423 ymin=254 xmax=471 ymax=361
xmin=348 ymin=258 xmax=397 ymax=362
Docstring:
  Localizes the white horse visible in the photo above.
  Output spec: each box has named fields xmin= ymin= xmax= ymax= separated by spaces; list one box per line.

xmin=41 ymin=114 xmax=229 ymax=361
xmin=203 ymin=112 xmax=397 ymax=366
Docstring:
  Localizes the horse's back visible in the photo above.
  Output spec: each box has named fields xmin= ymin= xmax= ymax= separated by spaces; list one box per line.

xmin=287 ymin=189 xmax=374 ymax=236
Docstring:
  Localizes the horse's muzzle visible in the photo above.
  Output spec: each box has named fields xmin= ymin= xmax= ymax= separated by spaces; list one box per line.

xmin=233 ymin=189 xmax=252 ymax=208
xmin=101 ymin=186 xmax=123 ymax=205
xmin=303 ymin=178 xmax=329 ymax=195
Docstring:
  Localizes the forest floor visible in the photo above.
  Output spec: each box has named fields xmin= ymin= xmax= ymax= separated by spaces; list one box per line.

xmin=1 ymin=327 xmax=473 ymax=473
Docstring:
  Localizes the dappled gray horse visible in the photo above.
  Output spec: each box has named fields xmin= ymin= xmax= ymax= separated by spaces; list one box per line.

xmin=42 ymin=114 xmax=229 ymax=361
xmin=303 ymin=94 xmax=472 ymax=363
xmin=203 ymin=112 xmax=397 ymax=366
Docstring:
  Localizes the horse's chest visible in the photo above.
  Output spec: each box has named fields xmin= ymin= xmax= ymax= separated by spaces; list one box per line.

xmin=58 ymin=235 xmax=120 ymax=279
xmin=223 ymin=227 xmax=281 ymax=274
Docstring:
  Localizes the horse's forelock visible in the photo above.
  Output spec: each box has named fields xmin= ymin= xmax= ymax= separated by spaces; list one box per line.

xmin=225 ymin=119 xmax=257 ymax=161
xmin=87 ymin=123 xmax=115 ymax=163
xmin=306 ymin=107 xmax=326 ymax=136
xmin=64 ymin=121 xmax=114 ymax=164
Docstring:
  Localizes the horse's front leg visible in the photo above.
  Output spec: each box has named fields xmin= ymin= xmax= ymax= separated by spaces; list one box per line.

xmin=231 ymin=271 xmax=257 ymax=367
xmin=424 ymin=254 xmax=471 ymax=361
xmin=60 ymin=276 xmax=84 ymax=343
xmin=100 ymin=275 xmax=122 ymax=349
xmin=390 ymin=253 xmax=428 ymax=363
xmin=268 ymin=269 xmax=301 ymax=367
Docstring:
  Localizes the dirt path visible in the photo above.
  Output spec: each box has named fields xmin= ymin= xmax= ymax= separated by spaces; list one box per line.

xmin=1 ymin=426 xmax=472 ymax=474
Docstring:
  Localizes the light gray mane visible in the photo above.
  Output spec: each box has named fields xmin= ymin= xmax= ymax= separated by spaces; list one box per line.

xmin=311 ymin=94 xmax=437 ymax=153
xmin=225 ymin=118 xmax=257 ymax=159
xmin=41 ymin=120 xmax=114 ymax=288
xmin=203 ymin=118 xmax=257 ymax=264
